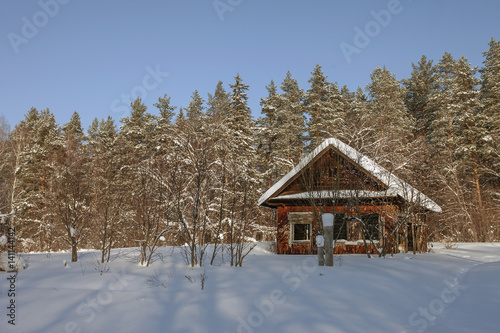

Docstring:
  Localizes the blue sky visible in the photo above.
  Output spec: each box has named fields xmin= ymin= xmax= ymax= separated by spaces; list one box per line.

xmin=1 ymin=0 xmax=499 ymax=131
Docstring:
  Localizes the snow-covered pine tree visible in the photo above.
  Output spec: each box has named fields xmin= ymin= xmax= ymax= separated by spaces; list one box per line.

xmin=429 ymin=52 xmax=456 ymax=155
xmin=402 ymin=55 xmax=440 ymax=199
xmin=228 ymin=74 xmax=253 ymax=137
xmin=428 ymin=53 xmax=493 ymax=241
xmin=480 ymin=38 xmax=500 ymax=178
xmin=277 ymin=71 xmax=306 ymax=172
xmin=257 ymin=80 xmax=283 ymax=188
xmin=337 ymin=85 xmax=373 ymax=150
xmin=480 ymin=38 xmax=500 ymax=240
xmin=207 ymin=81 xmax=231 ymax=120
xmin=449 ymin=57 xmax=489 ymax=240
xmin=119 ymin=98 xmax=166 ymax=266
xmin=365 ymin=66 xmax=413 ymax=171
xmin=324 ymin=81 xmax=348 ymax=141
xmin=51 ymin=111 xmax=90 ymax=262
xmin=11 ymin=108 xmax=61 ymax=252
xmin=186 ymin=90 xmax=205 ymax=128
xmin=154 ymin=94 xmax=176 ymax=126
xmin=88 ymin=116 xmax=126 ymax=262
xmin=226 ymin=74 xmax=260 ymax=266
xmin=306 ymin=64 xmax=334 ymax=149
xmin=153 ymin=93 xmax=177 ymax=149
xmin=175 ymin=107 xmax=186 ymax=125
xmin=428 ymin=52 xmax=468 ymax=240
xmin=119 ymin=97 xmax=156 ymax=168
xmin=340 ymin=84 xmax=355 ymax=120
xmin=202 ymin=81 xmax=234 ymax=264
xmin=346 ymin=87 xmax=377 ymax=152
xmin=0 ymin=116 xmax=12 ymax=214
xmin=163 ymin=108 xmax=220 ymax=267
xmin=403 ymin=55 xmax=438 ymax=139
xmin=366 ymin=66 xmax=413 ymax=139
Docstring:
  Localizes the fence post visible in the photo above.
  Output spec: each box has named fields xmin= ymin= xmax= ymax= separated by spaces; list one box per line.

xmin=322 ymin=213 xmax=334 ymax=266
xmin=316 ymin=235 xmax=324 ymax=266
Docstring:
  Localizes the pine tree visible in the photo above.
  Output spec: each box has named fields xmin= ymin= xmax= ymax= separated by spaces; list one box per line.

xmin=480 ymin=38 xmax=500 ymax=174
xmin=351 ymin=87 xmax=372 ymax=144
xmin=257 ymin=80 xmax=283 ymax=187
xmin=226 ymin=73 xmax=260 ymax=266
xmin=366 ymin=66 xmax=412 ymax=139
xmin=365 ymin=66 xmax=413 ymax=169
xmin=306 ymin=64 xmax=333 ymax=148
xmin=162 ymin=99 xmax=223 ymax=267
xmin=324 ymin=81 xmax=347 ymax=141
xmin=51 ymin=111 xmax=90 ymax=261
xmin=338 ymin=86 xmax=374 ymax=150
xmin=277 ymin=71 xmax=306 ymax=171
xmin=402 ymin=56 xmax=439 ymax=195
xmin=186 ymin=90 xmax=205 ymax=125
xmin=153 ymin=93 xmax=176 ymax=146
xmin=340 ymin=84 xmax=355 ymax=120
xmin=403 ymin=55 xmax=438 ymax=139
xmin=175 ymin=107 xmax=186 ymax=125
xmin=428 ymin=52 xmax=466 ymax=240
xmin=0 ymin=116 xmax=12 ymax=214
xmin=207 ymin=81 xmax=231 ymax=120
xmin=154 ymin=94 xmax=176 ymax=125
xmin=430 ymin=54 xmax=492 ymax=241
xmin=449 ymin=57 xmax=488 ymax=239
xmin=12 ymin=108 xmax=61 ymax=251
xmin=119 ymin=98 xmax=166 ymax=265
xmin=120 ymin=97 xmax=156 ymax=159
xmin=429 ymin=52 xmax=457 ymax=154
xmin=63 ymin=111 xmax=84 ymax=139
xmin=229 ymin=74 xmax=253 ymax=137
xmin=88 ymin=116 xmax=125 ymax=262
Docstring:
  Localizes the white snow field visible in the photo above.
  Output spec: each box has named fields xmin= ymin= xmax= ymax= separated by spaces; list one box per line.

xmin=1 ymin=243 xmax=499 ymax=333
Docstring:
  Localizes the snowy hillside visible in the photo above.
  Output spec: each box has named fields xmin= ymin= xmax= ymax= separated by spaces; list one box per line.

xmin=1 ymin=243 xmax=499 ymax=333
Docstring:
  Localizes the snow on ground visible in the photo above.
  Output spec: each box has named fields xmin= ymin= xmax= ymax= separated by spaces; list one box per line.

xmin=0 ymin=242 xmax=499 ymax=333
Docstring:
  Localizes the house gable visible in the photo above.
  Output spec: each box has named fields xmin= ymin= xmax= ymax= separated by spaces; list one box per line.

xmin=258 ymin=138 xmax=441 ymax=213
xmin=276 ymin=147 xmax=387 ymax=198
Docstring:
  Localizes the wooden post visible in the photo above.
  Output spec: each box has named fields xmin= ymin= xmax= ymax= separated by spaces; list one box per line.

xmin=316 ymin=235 xmax=324 ymax=266
xmin=322 ymin=213 xmax=334 ymax=267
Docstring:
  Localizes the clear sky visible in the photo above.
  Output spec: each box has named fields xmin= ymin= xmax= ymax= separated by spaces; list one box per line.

xmin=1 ymin=0 xmax=499 ymax=131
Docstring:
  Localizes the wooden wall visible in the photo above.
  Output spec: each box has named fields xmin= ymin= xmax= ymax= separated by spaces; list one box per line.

xmin=276 ymin=203 xmax=426 ymax=255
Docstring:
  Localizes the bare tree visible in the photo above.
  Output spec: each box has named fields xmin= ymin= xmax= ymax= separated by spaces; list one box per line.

xmin=162 ymin=122 xmax=217 ymax=267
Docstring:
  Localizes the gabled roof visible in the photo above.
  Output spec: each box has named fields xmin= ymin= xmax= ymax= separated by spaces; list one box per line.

xmin=258 ymin=138 xmax=442 ymax=213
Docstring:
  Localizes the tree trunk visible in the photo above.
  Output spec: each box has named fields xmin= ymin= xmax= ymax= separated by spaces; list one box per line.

xmin=317 ymin=245 xmax=325 ymax=266
xmin=324 ymin=225 xmax=333 ymax=266
xmin=71 ymin=240 xmax=78 ymax=262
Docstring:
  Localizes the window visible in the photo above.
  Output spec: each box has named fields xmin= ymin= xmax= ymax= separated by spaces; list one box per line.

xmin=293 ymin=224 xmax=311 ymax=241
xmin=333 ymin=214 xmax=348 ymax=240
xmin=289 ymin=212 xmax=313 ymax=243
xmin=362 ymin=214 xmax=379 ymax=240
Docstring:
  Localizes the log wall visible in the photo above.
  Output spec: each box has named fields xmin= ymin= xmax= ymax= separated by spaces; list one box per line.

xmin=276 ymin=204 xmax=421 ymax=255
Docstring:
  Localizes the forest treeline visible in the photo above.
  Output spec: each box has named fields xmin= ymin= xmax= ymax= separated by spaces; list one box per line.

xmin=0 ymin=39 xmax=499 ymax=263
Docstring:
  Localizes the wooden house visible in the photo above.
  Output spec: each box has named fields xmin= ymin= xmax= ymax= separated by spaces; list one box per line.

xmin=258 ymin=138 xmax=441 ymax=255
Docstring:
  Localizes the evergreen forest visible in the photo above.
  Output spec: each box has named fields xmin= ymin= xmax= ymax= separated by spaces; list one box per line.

xmin=1 ymin=39 xmax=499 ymax=264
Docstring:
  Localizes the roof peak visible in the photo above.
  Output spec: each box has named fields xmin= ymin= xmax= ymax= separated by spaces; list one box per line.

xmin=258 ymin=138 xmax=441 ymax=213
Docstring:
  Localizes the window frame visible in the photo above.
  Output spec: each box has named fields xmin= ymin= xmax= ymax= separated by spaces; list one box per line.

xmin=288 ymin=212 xmax=313 ymax=244
xmin=361 ymin=214 xmax=380 ymax=241
xmin=333 ymin=213 xmax=348 ymax=241
xmin=291 ymin=223 xmax=312 ymax=242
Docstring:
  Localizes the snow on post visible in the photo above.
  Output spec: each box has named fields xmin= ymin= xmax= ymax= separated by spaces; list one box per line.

xmin=316 ymin=234 xmax=325 ymax=247
xmin=322 ymin=213 xmax=334 ymax=227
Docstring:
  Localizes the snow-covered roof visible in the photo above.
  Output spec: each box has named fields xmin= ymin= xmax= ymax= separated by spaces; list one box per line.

xmin=258 ymin=138 xmax=442 ymax=213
